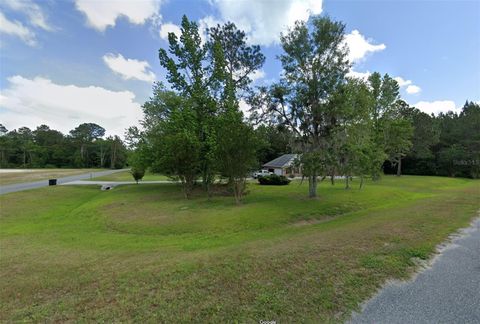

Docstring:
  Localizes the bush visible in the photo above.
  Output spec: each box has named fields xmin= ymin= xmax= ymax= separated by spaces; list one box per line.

xmin=130 ymin=167 xmax=145 ymax=184
xmin=258 ymin=174 xmax=291 ymax=185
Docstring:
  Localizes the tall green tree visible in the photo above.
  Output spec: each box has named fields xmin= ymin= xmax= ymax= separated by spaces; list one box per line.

xmin=266 ymin=16 xmax=350 ymax=198
xmin=208 ymin=21 xmax=264 ymax=202
xmin=0 ymin=124 xmax=9 ymax=167
xmin=69 ymin=123 xmax=105 ymax=167
xmin=382 ymin=100 xmax=413 ymax=176
xmin=136 ymin=86 xmax=202 ymax=197
xmin=215 ymin=109 xmax=258 ymax=204
xmin=33 ymin=125 xmax=65 ymax=167
xmin=159 ymin=15 xmax=223 ymax=194
xmin=366 ymin=72 xmax=403 ymax=178
xmin=331 ymin=78 xmax=376 ymax=188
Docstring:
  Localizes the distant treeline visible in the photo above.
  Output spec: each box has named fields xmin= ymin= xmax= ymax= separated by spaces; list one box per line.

xmin=1 ymin=101 xmax=478 ymax=178
xmin=383 ymin=101 xmax=479 ymax=179
xmin=0 ymin=123 xmax=128 ymax=169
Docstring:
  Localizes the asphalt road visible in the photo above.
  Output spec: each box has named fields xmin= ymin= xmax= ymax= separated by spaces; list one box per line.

xmin=350 ymin=217 xmax=480 ymax=324
xmin=0 ymin=169 xmax=127 ymax=195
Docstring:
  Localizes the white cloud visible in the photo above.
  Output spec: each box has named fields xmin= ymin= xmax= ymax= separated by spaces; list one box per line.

xmin=346 ymin=69 xmax=371 ymax=81
xmin=208 ymin=0 xmax=323 ymax=46
xmin=406 ymin=85 xmax=421 ymax=94
xmin=394 ymin=76 xmax=422 ymax=94
xmin=394 ymin=76 xmax=412 ymax=87
xmin=0 ymin=12 xmax=36 ymax=46
xmin=413 ymin=100 xmax=460 ymax=115
xmin=74 ymin=0 xmax=161 ymax=31
xmin=0 ymin=76 xmax=142 ymax=136
xmin=344 ymin=30 xmax=386 ymax=62
xmin=239 ymin=99 xmax=251 ymax=118
xmin=1 ymin=0 xmax=53 ymax=31
xmin=350 ymin=71 xmax=422 ymax=95
xmin=250 ymin=69 xmax=266 ymax=82
xmin=198 ymin=15 xmax=222 ymax=44
xmin=159 ymin=22 xmax=181 ymax=40
xmin=103 ymin=53 xmax=156 ymax=82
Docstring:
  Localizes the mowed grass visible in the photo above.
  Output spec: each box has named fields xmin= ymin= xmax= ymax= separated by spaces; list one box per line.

xmin=0 ymin=176 xmax=478 ymax=322
xmin=0 ymin=168 xmax=104 ymax=185
xmin=91 ymin=170 xmax=170 ymax=181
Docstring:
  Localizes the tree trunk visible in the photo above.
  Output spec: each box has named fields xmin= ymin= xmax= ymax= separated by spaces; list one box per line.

xmin=330 ymin=174 xmax=335 ymax=185
xmin=359 ymin=176 xmax=364 ymax=189
xmin=396 ymin=157 xmax=402 ymax=176
xmin=181 ymin=175 xmax=194 ymax=199
xmin=345 ymin=174 xmax=350 ymax=189
xmin=80 ymin=144 xmax=86 ymax=164
xmin=233 ymin=179 xmax=243 ymax=205
xmin=308 ymin=175 xmax=318 ymax=198
xmin=110 ymin=142 xmax=117 ymax=169
xmin=100 ymin=145 xmax=105 ymax=167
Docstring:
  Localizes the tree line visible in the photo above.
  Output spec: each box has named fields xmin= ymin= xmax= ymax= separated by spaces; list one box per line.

xmin=2 ymin=15 xmax=477 ymax=201
xmin=0 ymin=123 xmax=128 ymax=169
xmin=126 ymin=15 xmax=479 ymax=202
xmin=387 ymin=100 xmax=480 ymax=179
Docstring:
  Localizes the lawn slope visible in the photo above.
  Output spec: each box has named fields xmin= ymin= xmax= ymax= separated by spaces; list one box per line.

xmin=0 ymin=176 xmax=478 ymax=322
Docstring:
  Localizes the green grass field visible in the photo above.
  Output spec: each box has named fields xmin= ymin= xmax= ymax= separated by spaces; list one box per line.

xmin=91 ymin=170 xmax=170 ymax=181
xmin=0 ymin=176 xmax=478 ymax=322
xmin=0 ymin=168 xmax=104 ymax=185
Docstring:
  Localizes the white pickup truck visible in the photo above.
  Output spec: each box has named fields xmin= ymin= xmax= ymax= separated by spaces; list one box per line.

xmin=253 ymin=169 xmax=273 ymax=179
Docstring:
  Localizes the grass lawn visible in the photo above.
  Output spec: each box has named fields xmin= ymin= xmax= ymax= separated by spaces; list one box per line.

xmin=0 ymin=168 xmax=104 ymax=186
xmin=91 ymin=170 xmax=170 ymax=181
xmin=0 ymin=176 xmax=478 ymax=322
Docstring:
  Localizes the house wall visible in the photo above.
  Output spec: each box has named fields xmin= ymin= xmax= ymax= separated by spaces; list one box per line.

xmin=273 ymin=168 xmax=283 ymax=176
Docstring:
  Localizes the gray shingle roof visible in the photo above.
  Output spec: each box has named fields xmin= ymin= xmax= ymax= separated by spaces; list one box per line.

xmin=263 ymin=154 xmax=298 ymax=168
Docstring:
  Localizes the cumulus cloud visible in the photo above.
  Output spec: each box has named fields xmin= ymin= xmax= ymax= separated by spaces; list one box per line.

xmin=74 ymin=0 xmax=161 ymax=31
xmin=344 ymin=30 xmax=386 ymax=63
xmin=393 ymin=76 xmax=421 ymax=94
xmin=239 ymin=99 xmax=251 ymax=118
xmin=413 ymin=100 xmax=460 ymax=115
xmin=0 ymin=76 xmax=142 ymax=136
xmin=406 ymin=85 xmax=421 ymax=94
xmin=103 ymin=53 xmax=156 ymax=82
xmin=394 ymin=76 xmax=412 ymax=87
xmin=1 ymin=0 xmax=53 ymax=31
xmin=346 ymin=69 xmax=371 ymax=81
xmin=198 ymin=15 xmax=223 ymax=44
xmin=208 ymin=0 xmax=323 ymax=46
xmin=159 ymin=22 xmax=181 ymax=40
xmin=0 ymin=12 xmax=36 ymax=46
xmin=250 ymin=69 xmax=266 ymax=82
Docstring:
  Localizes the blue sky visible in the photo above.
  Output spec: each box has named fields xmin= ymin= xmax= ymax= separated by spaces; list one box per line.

xmin=1 ymin=0 xmax=479 ymax=136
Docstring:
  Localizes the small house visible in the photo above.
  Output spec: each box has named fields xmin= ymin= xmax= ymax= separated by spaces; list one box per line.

xmin=263 ymin=154 xmax=301 ymax=177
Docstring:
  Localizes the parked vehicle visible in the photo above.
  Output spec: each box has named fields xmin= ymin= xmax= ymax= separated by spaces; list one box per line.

xmin=253 ymin=169 xmax=273 ymax=179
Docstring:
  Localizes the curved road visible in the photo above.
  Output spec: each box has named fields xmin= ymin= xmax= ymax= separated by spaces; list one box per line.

xmin=350 ymin=217 xmax=480 ymax=324
xmin=0 ymin=169 xmax=127 ymax=195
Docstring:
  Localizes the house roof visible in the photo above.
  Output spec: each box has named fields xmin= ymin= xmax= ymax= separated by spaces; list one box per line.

xmin=263 ymin=154 xmax=298 ymax=168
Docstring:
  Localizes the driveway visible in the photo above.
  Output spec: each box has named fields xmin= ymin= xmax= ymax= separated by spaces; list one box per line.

xmin=0 ymin=169 xmax=127 ymax=195
xmin=349 ymin=217 xmax=480 ymax=323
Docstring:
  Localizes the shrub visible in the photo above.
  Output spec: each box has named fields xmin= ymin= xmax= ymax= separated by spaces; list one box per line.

xmin=130 ymin=167 xmax=145 ymax=184
xmin=258 ymin=174 xmax=291 ymax=185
